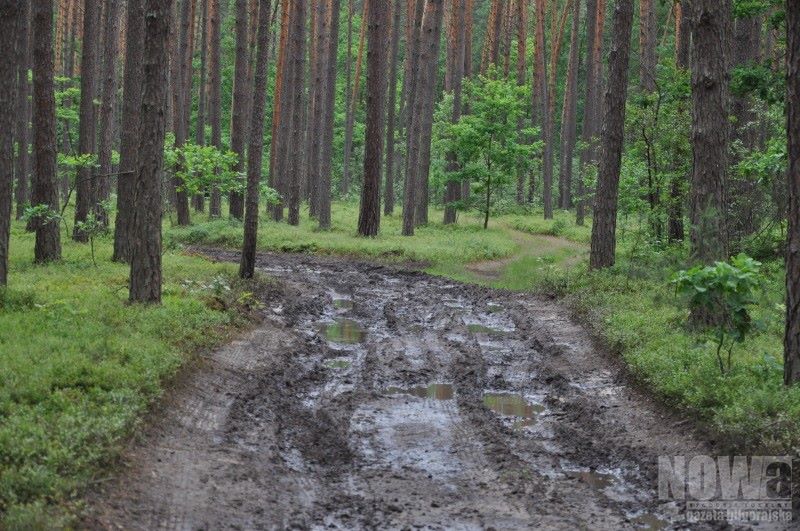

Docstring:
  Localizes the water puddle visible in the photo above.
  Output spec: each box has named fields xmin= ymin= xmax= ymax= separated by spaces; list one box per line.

xmin=467 ymin=324 xmax=507 ymax=335
xmin=325 ymin=358 xmax=352 ymax=369
xmin=628 ymin=512 xmax=670 ymax=530
xmin=567 ymin=469 xmax=616 ymax=490
xmin=483 ymin=392 xmax=544 ymax=428
xmin=333 ymin=299 xmax=353 ymax=310
xmin=386 ymin=383 xmax=454 ymax=400
xmin=319 ymin=319 xmax=367 ymax=344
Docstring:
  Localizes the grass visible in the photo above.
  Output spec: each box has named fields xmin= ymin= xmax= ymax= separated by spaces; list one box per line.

xmin=0 ymin=219 xmax=266 ymax=528
xmin=170 ymin=201 xmax=800 ymax=452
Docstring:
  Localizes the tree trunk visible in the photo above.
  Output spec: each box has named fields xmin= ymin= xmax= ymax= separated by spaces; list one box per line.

xmin=461 ymin=0 xmax=474 ymax=201
xmin=667 ymin=0 xmax=689 ymax=243
xmin=785 ymin=0 xmax=800 ymax=385
xmin=559 ymin=0 xmax=581 ymax=209
xmin=444 ymin=0 xmax=467 ymax=224
xmin=171 ymin=0 xmax=193 ymax=226
xmin=240 ymin=0 xmax=273 ymax=278
xmin=14 ymin=1 xmax=30 ymax=222
xmin=31 ymin=0 xmax=62 ymax=263
xmin=342 ymin=1 xmax=367 ymax=196
xmin=229 ymin=0 xmax=249 ymax=220
xmin=74 ymin=0 xmax=99 ymax=242
xmin=689 ymin=0 xmax=731 ymax=264
xmin=113 ymin=0 xmax=145 ymax=263
xmin=639 ymin=0 xmax=657 ymax=91
xmin=402 ymin=0 xmax=425 ymax=200
xmin=532 ymin=0 xmax=553 ymax=218
xmin=194 ymin=0 xmax=208 ymax=212
xmin=287 ymin=0 xmax=308 ymax=226
xmin=129 ymin=0 xmax=172 ymax=304
xmin=317 ymin=0 xmax=342 ymax=229
xmin=0 ymin=1 xmax=19 ymax=286
xmin=481 ymin=0 xmax=504 ymax=74
xmin=208 ymin=0 xmax=223 ymax=217
xmin=402 ymin=0 xmax=445 ymax=235
xmin=357 ymin=0 xmax=390 ymax=236
xmin=588 ymin=0 xmax=634 ymax=270
xmin=576 ymin=0 xmax=602 ymax=225
xmin=383 ymin=0 xmax=403 ymax=216
xmin=306 ymin=0 xmax=325 ymax=216
xmin=515 ymin=0 xmax=528 ymax=205
xmin=96 ymin=0 xmax=122 ymax=226
xmin=268 ymin=0 xmax=290 ymax=221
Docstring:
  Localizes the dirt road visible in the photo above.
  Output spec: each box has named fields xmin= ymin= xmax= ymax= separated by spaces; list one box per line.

xmin=89 ymin=251 xmax=717 ymax=530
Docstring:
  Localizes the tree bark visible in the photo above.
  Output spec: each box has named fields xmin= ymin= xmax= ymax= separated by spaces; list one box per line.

xmin=229 ymin=0 xmax=250 ymax=220
xmin=240 ymin=0 xmax=273 ymax=278
xmin=559 ymin=0 xmax=581 ymax=209
xmin=461 ymin=0 xmax=474 ymax=201
xmin=113 ymin=0 xmax=145 ymax=263
xmin=208 ymin=0 xmax=223 ymax=217
xmin=74 ymin=0 xmax=99 ymax=242
xmin=515 ymin=0 xmax=528 ymax=205
xmin=383 ymin=0 xmax=403 ymax=216
xmin=14 ymin=1 xmax=30 ymax=222
xmin=532 ymin=0 xmax=553 ymax=218
xmin=0 ymin=1 xmax=19 ymax=286
xmin=96 ymin=0 xmax=122 ymax=226
xmin=689 ymin=0 xmax=731 ymax=264
xmin=444 ymin=0 xmax=467 ymax=224
xmin=785 ymin=0 xmax=800 ymax=385
xmin=576 ymin=0 xmax=602 ymax=225
xmin=130 ymin=0 xmax=172 ymax=304
xmin=481 ymin=0 xmax=504 ymax=74
xmin=667 ymin=0 xmax=689 ymax=243
xmin=306 ymin=0 xmax=326 ymax=216
xmin=317 ymin=0 xmax=342 ymax=229
xmin=402 ymin=0 xmax=425 ymax=199
xmin=639 ymin=0 xmax=657 ymax=91
xmin=357 ymin=0 xmax=390 ymax=236
xmin=31 ymin=0 xmax=62 ymax=263
xmin=342 ymin=1 xmax=367 ymax=196
xmin=287 ymin=0 xmax=308 ymax=226
xmin=588 ymin=0 xmax=634 ymax=270
xmin=402 ymin=0 xmax=445 ymax=235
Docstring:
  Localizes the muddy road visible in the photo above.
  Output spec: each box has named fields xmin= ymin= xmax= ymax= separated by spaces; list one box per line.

xmin=89 ymin=251 xmax=718 ymax=530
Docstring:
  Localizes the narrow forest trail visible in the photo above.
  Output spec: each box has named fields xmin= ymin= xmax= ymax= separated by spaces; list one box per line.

xmin=87 ymin=251 xmax=718 ymax=530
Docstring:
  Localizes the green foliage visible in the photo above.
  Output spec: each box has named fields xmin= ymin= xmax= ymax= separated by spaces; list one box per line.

xmin=74 ymin=213 xmax=108 ymax=266
xmin=164 ymin=138 xmax=241 ymax=196
xmin=672 ymin=254 xmax=764 ymax=375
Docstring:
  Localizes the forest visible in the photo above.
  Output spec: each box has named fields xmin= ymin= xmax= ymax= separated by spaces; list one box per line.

xmin=0 ymin=0 xmax=798 ymax=528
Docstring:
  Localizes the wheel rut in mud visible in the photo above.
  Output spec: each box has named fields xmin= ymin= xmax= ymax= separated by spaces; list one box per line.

xmin=89 ymin=251 xmax=717 ymax=530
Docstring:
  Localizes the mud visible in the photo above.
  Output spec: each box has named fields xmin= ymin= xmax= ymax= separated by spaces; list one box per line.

xmin=87 ymin=251 xmax=730 ymax=530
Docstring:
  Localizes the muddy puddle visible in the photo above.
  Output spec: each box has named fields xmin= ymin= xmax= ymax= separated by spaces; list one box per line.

xmin=90 ymin=251 xmax=720 ymax=530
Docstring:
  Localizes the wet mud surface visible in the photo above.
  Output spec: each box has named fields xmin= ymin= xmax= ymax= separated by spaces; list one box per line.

xmin=88 ymin=251 xmax=726 ymax=530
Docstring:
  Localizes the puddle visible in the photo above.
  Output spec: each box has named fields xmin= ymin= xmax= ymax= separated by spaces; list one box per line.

xmin=467 ymin=324 xmax=507 ymax=335
xmin=486 ymin=303 xmax=503 ymax=313
xmin=567 ymin=469 xmax=615 ymax=490
xmin=325 ymin=358 xmax=352 ymax=369
xmin=628 ymin=512 xmax=670 ymax=530
xmin=386 ymin=383 xmax=454 ymax=400
xmin=483 ymin=392 xmax=544 ymax=428
xmin=319 ymin=319 xmax=367 ymax=344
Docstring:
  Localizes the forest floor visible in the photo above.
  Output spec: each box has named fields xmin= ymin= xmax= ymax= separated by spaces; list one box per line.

xmin=86 ymin=250 xmax=719 ymax=530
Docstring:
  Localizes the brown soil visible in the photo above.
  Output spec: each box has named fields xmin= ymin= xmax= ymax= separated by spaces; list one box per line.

xmin=85 ymin=250 xmax=727 ymax=530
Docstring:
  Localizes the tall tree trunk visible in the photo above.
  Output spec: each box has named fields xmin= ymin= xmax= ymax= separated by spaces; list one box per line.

xmin=461 ymin=0 xmax=474 ymax=201
xmin=268 ymin=0 xmax=291 ymax=221
xmin=172 ymin=0 xmax=193 ymax=226
xmin=515 ymin=0 xmax=528 ymax=205
xmin=785 ymin=0 xmax=800 ymax=385
xmin=240 ymin=0 xmax=273 ymax=278
xmin=588 ymin=0 xmax=634 ymax=270
xmin=667 ymin=0 xmax=689 ymax=243
xmin=74 ymin=0 xmax=99 ymax=242
xmin=208 ymin=0 xmax=223 ymax=217
xmin=229 ymin=0 xmax=249 ymax=220
xmin=31 ymin=0 xmax=62 ymax=263
xmin=96 ymin=0 xmax=121 ymax=226
xmin=576 ymin=0 xmax=601 ymax=225
xmin=383 ymin=0 xmax=403 ymax=216
xmin=306 ymin=0 xmax=325 ymax=215
xmin=342 ymin=1 xmax=367 ymax=196
xmin=14 ymin=1 xmax=30 ymax=221
xmin=113 ymin=0 xmax=145 ymax=263
xmin=532 ymin=0 xmax=553 ymax=218
xmin=444 ymin=0 xmax=467 ymax=224
xmin=287 ymin=0 xmax=308 ymax=226
xmin=689 ymin=0 xmax=731 ymax=264
xmin=402 ymin=0 xmax=445 ymax=235
xmin=639 ymin=0 xmax=657 ymax=91
xmin=559 ymin=0 xmax=581 ymax=209
xmin=193 ymin=0 xmax=208 ymax=212
xmin=357 ymin=0 xmax=390 ymax=236
xmin=481 ymin=0 xmax=504 ymax=74
xmin=0 ymin=1 xmax=19 ymax=286
xmin=130 ymin=0 xmax=172 ymax=304
xmin=402 ymin=0 xmax=425 ymax=196
xmin=317 ymin=0 xmax=342 ymax=229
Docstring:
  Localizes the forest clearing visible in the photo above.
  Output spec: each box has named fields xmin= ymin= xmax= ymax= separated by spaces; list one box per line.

xmin=0 ymin=0 xmax=799 ymax=528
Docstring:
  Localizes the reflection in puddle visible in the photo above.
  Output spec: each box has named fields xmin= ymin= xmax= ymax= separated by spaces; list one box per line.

xmin=483 ymin=392 xmax=544 ymax=428
xmin=467 ymin=324 xmax=507 ymax=335
xmin=386 ymin=383 xmax=454 ymax=400
xmin=325 ymin=358 xmax=352 ymax=369
xmin=568 ymin=469 xmax=615 ymax=490
xmin=319 ymin=319 xmax=366 ymax=344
